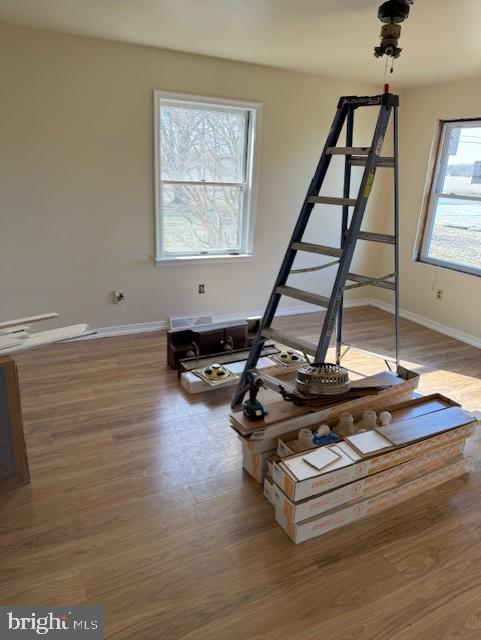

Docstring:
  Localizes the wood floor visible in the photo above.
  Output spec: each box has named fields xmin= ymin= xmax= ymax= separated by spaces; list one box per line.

xmin=2 ymin=306 xmax=481 ymax=639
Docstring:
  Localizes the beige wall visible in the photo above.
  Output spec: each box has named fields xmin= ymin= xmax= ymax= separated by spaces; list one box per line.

xmin=0 ymin=23 xmax=383 ymax=330
xmin=370 ymin=78 xmax=481 ymax=340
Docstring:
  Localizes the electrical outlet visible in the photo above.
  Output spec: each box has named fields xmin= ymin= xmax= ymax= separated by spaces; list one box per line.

xmin=198 ymin=284 xmax=205 ymax=294
xmin=435 ymin=288 xmax=443 ymax=301
xmin=113 ymin=289 xmax=126 ymax=304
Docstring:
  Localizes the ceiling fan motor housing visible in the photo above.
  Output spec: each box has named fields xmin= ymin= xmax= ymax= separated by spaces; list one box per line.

xmin=378 ymin=0 xmax=412 ymax=24
xmin=375 ymin=0 xmax=412 ymax=58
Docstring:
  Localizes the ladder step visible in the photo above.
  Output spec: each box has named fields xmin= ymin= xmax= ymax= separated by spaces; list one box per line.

xmin=327 ymin=147 xmax=371 ymax=156
xmin=292 ymin=241 xmax=343 ymax=258
xmin=350 ymin=156 xmax=395 ymax=167
xmin=358 ymin=231 xmax=396 ymax=245
xmin=347 ymin=273 xmax=396 ymax=290
xmin=308 ymin=196 xmax=357 ymax=206
xmin=277 ymin=285 xmax=330 ymax=308
xmin=261 ymin=328 xmax=317 ymax=358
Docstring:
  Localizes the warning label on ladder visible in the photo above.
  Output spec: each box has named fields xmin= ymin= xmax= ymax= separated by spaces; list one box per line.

xmin=363 ymin=171 xmax=375 ymax=198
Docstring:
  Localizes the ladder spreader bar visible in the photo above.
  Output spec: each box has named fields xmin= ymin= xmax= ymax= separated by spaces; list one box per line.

xmin=346 ymin=273 xmax=396 ymax=290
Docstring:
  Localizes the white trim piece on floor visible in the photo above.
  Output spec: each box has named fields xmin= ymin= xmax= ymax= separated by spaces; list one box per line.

xmin=79 ymin=320 xmax=169 ymax=340
xmin=368 ymin=298 xmax=481 ymax=350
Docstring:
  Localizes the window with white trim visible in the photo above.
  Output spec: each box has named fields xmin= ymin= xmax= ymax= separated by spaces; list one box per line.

xmin=417 ymin=119 xmax=481 ymax=276
xmin=154 ymin=91 xmax=260 ymax=261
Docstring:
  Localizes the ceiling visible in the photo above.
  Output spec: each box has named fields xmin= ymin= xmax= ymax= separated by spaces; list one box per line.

xmin=0 ymin=0 xmax=480 ymax=88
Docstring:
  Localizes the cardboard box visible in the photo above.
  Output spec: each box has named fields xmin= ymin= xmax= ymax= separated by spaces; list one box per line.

xmin=273 ymin=422 xmax=476 ymax=502
xmin=264 ymin=475 xmax=276 ymax=506
xmin=276 ymin=456 xmax=471 ymax=543
xmin=269 ymin=439 xmax=467 ymax=522
xmin=242 ymin=443 xmax=276 ymax=482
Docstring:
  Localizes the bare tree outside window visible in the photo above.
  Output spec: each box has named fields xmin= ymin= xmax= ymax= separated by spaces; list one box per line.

xmin=154 ymin=93 xmax=259 ymax=260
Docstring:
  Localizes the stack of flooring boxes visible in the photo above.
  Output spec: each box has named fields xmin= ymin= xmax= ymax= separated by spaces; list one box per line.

xmin=231 ymin=368 xmax=478 ymax=543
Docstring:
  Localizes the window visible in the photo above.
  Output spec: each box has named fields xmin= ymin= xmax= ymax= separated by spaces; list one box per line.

xmin=154 ymin=91 xmax=260 ymax=262
xmin=417 ymin=119 xmax=481 ymax=276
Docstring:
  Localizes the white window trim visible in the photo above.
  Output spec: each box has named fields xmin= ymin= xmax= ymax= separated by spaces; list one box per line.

xmin=153 ymin=90 xmax=262 ymax=264
xmin=417 ymin=118 xmax=481 ymax=278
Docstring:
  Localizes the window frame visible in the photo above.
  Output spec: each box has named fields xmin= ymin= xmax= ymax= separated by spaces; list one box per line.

xmin=416 ymin=118 xmax=481 ymax=278
xmin=153 ymin=90 xmax=261 ymax=264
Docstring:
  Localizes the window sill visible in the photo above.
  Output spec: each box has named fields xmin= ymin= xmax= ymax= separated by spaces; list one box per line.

xmin=416 ymin=256 xmax=481 ymax=278
xmin=155 ymin=254 xmax=255 ymax=265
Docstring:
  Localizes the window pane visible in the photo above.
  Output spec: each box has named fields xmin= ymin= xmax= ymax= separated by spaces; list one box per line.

xmin=160 ymin=104 xmax=247 ymax=182
xmin=440 ymin=126 xmax=481 ymax=198
xmin=161 ymin=184 xmax=243 ymax=253
xmin=425 ymin=197 xmax=481 ymax=271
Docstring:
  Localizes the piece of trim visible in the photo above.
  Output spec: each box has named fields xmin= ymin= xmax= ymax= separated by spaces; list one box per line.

xmin=78 ymin=320 xmax=169 ymax=340
xmin=0 ymin=313 xmax=58 ymax=329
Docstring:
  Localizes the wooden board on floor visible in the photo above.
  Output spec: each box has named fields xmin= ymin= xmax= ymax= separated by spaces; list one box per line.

xmin=378 ymin=406 xmax=476 ymax=446
xmin=389 ymin=398 xmax=451 ymax=422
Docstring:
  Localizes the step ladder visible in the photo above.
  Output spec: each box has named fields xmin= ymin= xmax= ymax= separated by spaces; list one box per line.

xmin=231 ymin=92 xmax=400 ymax=408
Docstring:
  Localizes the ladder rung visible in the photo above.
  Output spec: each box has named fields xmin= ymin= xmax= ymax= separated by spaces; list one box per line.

xmin=350 ymin=156 xmax=394 ymax=167
xmin=277 ymin=285 xmax=330 ymax=308
xmin=327 ymin=147 xmax=371 ymax=156
xmin=358 ymin=231 xmax=396 ymax=245
xmin=308 ymin=196 xmax=357 ymax=206
xmin=261 ymin=328 xmax=317 ymax=358
xmin=292 ymin=241 xmax=343 ymax=258
xmin=347 ymin=273 xmax=396 ymax=290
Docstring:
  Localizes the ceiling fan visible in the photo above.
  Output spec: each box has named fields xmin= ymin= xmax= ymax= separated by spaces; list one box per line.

xmin=374 ymin=0 xmax=414 ymax=59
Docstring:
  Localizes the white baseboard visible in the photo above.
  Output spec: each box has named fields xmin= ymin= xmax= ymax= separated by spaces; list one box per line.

xmin=82 ymin=297 xmax=481 ymax=351
xmin=368 ymin=298 xmax=481 ymax=350
xmin=85 ymin=298 xmax=372 ymax=340
xmin=81 ymin=320 xmax=169 ymax=339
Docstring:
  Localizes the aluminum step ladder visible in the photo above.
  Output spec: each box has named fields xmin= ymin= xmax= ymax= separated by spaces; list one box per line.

xmin=231 ymin=92 xmax=400 ymax=408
